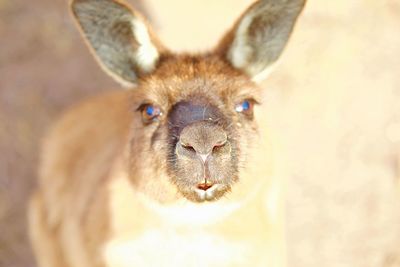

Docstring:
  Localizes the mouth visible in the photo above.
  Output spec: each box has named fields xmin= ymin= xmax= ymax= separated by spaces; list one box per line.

xmin=180 ymin=183 xmax=230 ymax=202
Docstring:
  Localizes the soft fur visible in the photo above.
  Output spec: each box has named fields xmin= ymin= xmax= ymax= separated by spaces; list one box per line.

xmin=29 ymin=0 xmax=305 ymax=266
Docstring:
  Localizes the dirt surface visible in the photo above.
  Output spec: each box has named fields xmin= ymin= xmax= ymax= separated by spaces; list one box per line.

xmin=1 ymin=0 xmax=400 ymax=266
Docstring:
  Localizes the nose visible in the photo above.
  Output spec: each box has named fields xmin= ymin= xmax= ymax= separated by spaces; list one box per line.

xmin=178 ymin=121 xmax=228 ymax=160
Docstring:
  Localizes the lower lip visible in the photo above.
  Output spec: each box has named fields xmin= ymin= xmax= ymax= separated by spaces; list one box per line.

xmin=194 ymin=184 xmax=220 ymax=201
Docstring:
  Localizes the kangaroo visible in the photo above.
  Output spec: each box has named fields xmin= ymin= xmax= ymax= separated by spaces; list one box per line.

xmin=28 ymin=0 xmax=305 ymax=266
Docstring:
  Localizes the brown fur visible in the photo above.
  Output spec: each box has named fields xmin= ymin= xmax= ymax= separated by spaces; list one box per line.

xmin=29 ymin=1 xmax=305 ymax=266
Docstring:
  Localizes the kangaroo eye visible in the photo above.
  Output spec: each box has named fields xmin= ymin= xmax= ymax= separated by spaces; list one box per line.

xmin=138 ymin=104 xmax=162 ymax=123
xmin=235 ymin=99 xmax=254 ymax=115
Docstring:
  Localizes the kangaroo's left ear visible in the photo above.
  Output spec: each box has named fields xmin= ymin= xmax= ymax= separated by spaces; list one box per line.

xmin=216 ymin=0 xmax=306 ymax=82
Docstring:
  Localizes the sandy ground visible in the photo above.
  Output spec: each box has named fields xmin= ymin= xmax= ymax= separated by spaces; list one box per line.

xmin=1 ymin=0 xmax=400 ymax=266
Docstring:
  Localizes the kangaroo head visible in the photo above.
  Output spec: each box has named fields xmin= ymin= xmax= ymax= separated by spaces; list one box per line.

xmin=71 ymin=0 xmax=305 ymax=203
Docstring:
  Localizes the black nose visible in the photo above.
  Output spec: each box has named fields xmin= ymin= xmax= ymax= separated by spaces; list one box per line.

xmin=179 ymin=121 xmax=227 ymax=158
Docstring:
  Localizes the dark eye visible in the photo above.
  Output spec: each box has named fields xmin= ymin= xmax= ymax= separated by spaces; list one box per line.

xmin=235 ymin=99 xmax=254 ymax=115
xmin=138 ymin=104 xmax=162 ymax=123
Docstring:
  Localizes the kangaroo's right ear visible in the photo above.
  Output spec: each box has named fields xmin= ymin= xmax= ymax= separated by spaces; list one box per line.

xmin=71 ymin=0 xmax=166 ymax=87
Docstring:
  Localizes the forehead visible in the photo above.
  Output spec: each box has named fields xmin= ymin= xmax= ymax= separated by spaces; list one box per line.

xmin=136 ymin=55 xmax=261 ymax=106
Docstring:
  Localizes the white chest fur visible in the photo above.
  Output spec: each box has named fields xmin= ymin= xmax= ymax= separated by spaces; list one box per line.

xmin=103 ymin=174 xmax=254 ymax=267
xmin=104 ymin=229 xmax=251 ymax=267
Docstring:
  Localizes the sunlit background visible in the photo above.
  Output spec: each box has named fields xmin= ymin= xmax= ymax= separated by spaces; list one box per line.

xmin=1 ymin=0 xmax=400 ymax=266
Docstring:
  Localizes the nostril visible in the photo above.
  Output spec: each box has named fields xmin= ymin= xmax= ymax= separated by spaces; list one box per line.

xmin=212 ymin=141 xmax=226 ymax=153
xmin=197 ymin=182 xmax=214 ymax=191
xmin=181 ymin=143 xmax=196 ymax=153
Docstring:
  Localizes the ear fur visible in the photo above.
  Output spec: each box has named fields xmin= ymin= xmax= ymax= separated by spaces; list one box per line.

xmin=70 ymin=0 xmax=165 ymax=87
xmin=217 ymin=0 xmax=306 ymax=82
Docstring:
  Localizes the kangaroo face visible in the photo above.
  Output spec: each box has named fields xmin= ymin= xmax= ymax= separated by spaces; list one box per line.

xmin=127 ymin=56 xmax=261 ymax=202
xmin=70 ymin=0 xmax=305 ymax=203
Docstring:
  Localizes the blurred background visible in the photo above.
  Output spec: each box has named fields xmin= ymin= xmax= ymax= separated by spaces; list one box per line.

xmin=1 ymin=0 xmax=400 ymax=266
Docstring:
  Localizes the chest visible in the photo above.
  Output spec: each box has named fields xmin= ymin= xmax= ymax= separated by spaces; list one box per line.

xmin=104 ymin=229 xmax=254 ymax=267
xmin=102 ymin=175 xmax=279 ymax=267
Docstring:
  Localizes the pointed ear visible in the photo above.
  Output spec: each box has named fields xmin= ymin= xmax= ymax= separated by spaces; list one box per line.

xmin=216 ymin=0 xmax=305 ymax=82
xmin=70 ymin=0 xmax=166 ymax=87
